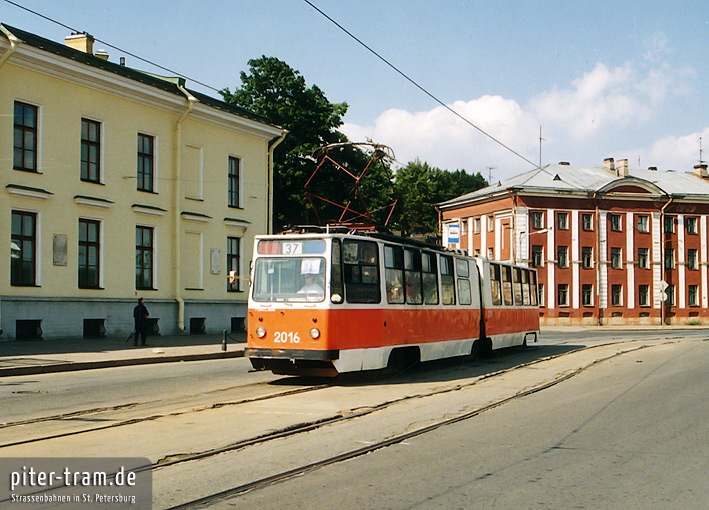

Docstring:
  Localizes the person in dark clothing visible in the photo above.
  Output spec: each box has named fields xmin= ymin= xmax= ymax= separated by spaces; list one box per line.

xmin=133 ymin=298 xmax=149 ymax=346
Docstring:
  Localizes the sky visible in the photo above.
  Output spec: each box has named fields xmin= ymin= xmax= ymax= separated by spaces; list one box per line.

xmin=3 ymin=0 xmax=709 ymax=182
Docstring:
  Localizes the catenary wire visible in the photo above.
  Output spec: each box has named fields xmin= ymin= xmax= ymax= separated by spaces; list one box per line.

xmin=1 ymin=0 xmax=222 ymax=93
xmin=4 ymin=0 xmax=538 ymax=169
xmin=301 ymin=0 xmax=539 ymax=169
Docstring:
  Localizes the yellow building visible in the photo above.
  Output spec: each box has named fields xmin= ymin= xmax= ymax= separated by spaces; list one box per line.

xmin=1 ymin=24 xmax=285 ymax=340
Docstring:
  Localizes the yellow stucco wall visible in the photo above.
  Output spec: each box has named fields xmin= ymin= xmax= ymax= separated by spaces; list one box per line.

xmin=1 ymin=33 xmax=283 ymax=337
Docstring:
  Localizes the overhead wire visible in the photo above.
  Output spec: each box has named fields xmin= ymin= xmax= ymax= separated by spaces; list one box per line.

xmin=4 ymin=0 xmax=538 ymax=169
xmin=301 ymin=0 xmax=539 ymax=169
xmin=1 ymin=0 xmax=222 ymax=93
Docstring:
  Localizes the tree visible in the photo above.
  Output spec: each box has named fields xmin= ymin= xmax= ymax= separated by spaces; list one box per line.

xmin=393 ymin=160 xmax=487 ymax=236
xmin=222 ymin=56 xmax=351 ymax=230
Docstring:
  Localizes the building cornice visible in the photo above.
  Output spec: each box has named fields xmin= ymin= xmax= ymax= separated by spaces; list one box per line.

xmin=1 ymin=38 xmax=283 ymax=141
xmin=6 ymin=183 xmax=53 ymax=199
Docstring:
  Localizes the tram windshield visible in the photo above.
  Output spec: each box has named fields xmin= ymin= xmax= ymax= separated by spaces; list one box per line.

xmin=252 ymin=238 xmax=327 ymax=303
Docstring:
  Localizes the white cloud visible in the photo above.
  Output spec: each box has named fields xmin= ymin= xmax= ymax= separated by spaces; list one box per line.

xmin=632 ymin=127 xmax=709 ymax=171
xmin=529 ymin=63 xmax=651 ymax=138
xmin=341 ymin=59 xmax=700 ymax=181
xmin=342 ymin=95 xmax=539 ymax=176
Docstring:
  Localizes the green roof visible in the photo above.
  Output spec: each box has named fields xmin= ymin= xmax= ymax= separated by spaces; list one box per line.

xmin=1 ymin=23 xmax=277 ymax=127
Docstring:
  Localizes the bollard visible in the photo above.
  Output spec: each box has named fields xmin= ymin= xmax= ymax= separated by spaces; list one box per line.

xmin=221 ymin=329 xmax=227 ymax=351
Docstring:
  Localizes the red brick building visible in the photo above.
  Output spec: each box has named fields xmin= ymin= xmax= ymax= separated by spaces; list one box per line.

xmin=438 ymin=158 xmax=709 ymax=326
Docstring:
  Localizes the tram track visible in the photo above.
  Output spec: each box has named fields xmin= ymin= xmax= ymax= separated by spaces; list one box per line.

xmin=0 ymin=382 xmax=330 ymax=449
xmin=160 ymin=341 xmax=671 ymax=509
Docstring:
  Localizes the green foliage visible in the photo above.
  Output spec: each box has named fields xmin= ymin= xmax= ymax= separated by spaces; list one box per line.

xmin=222 ymin=56 xmax=486 ymax=236
xmin=222 ymin=56 xmax=352 ymax=230
xmin=392 ymin=160 xmax=487 ymax=235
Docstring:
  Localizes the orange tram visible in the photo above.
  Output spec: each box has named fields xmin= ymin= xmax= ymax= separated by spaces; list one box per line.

xmin=245 ymin=229 xmax=540 ymax=377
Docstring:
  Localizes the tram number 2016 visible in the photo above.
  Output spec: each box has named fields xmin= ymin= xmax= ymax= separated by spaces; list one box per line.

xmin=274 ymin=331 xmax=301 ymax=344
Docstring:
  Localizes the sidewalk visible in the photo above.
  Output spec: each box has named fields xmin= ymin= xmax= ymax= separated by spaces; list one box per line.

xmin=0 ymin=331 xmax=247 ymax=377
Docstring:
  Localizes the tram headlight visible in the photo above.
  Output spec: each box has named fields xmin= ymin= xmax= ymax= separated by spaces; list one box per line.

xmin=309 ymin=328 xmax=321 ymax=339
xmin=255 ymin=326 xmax=267 ymax=338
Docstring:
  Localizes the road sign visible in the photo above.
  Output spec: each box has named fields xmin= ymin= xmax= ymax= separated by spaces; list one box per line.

xmin=660 ymin=291 xmax=668 ymax=302
xmin=660 ymin=280 xmax=669 ymax=291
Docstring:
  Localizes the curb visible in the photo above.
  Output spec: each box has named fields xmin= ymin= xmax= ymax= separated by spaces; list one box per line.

xmin=0 ymin=349 xmax=244 ymax=378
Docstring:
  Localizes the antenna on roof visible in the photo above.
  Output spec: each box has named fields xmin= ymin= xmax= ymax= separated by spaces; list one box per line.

xmin=539 ymin=126 xmax=544 ymax=169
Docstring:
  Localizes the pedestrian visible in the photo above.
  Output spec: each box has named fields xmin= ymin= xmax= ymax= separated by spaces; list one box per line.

xmin=133 ymin=297 xmax=149 ymax=346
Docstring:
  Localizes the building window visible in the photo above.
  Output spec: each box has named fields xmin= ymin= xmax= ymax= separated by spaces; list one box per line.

xmin=664 ymin=216 xmax=675 ymax=233
xmin=665 ymin=284 xmax=675 ymax=306
xmin=487 ymin=247 xmax=494 ymax=259
xmin=637 ymin=215 xmax=649 ymax=233
xmin=14 ymin=101 xmax=38 ymax=172
xmin=228 ymin=156 xmax=241 ymax=208
xmin=557 ymin=212 xmax=569 ymax=230
xmin=487 ymin=215 xmax=494 ymax=232
xmin=686 ymin=217 xmax=698 ymax=234
xmin=639 ymin=284 xmax=650 ymax=306
xmin=611 ymin=284 xmax=623 ymax=306
xmin=538 ymin=283 xmax=545 ymax=307
xmin=581 ymin=213 xmax=593 ymax=231
xmin=689 ymin=285 xmax=699 ymax=306
xmin=685 ymin=284 xmax=698 ymax=307
xmin=557 ymin=246 xmax=568 ymax=268
xmin=582 ymin=284 xmax=593 ymax=306
xmin=531 ymin=211 xmax=544 ymax=229
xmin=78 ymin=219 xmax=100 ymax=288
xmin=688 ymin=249 xmax=698 ymax=270
xmin=664 ymin=248 xmax=675 ymax=269
xmin=557 ymin=284 xmax=569 ymax=306
xmin=473 ymin=217 xmax=481 ymax=234
xmin=227 ymin=236 xmax=241 ymax=292
xmin=461 ymin=220 xmax=468 ymax=236
xmin=11 ymin=210 xmax=37 ymax=286
xmin=638 ymin=248 xmax=649 ymax=269
xmin=531 ymin=245 xmax=543 ymax=267
xmin=137 ymin=133 xmax=155 ymax=192
xmin=610 ymin=247 xmax=622 ymax=269
xmin=582 ymin=246 xmax=593 ymax=269
xmin=80 ymin=118 xmax=101 ymax=183
xmin=610 ymin=214 xmax=622 ymax=232
xmin=136 ymin=226 xmax=154 ymax=290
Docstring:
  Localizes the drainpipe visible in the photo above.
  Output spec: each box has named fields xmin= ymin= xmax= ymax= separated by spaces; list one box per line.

xmin=174 ymin=81 xmax=197 ymax=332
xmin=659 ymin=195 xmax=673 ymax=327
xmin=0 ymin=26 xmax=20 ymax=69
xmin=267 ymin=131 xmax=287 ymax=234
xmin=0 ymin=27 xmax=20 ymax=334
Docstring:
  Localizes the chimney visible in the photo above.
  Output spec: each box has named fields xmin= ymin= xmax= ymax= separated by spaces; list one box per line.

xmin=694 ymin=164 xmax=708 ymax=178
xmin=65 ymin=32 xmax=95 ymax=54
xmin=94 ymin=49 xmax=109 ymax=61
xmin=616 ymin=158 xmax=629 ymax=177
xmin=603 ymin=158 xmax=615 ymax=172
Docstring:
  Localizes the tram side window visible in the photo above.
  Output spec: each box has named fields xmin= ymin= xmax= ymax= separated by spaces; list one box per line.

xmin=529 ymin=270 xmax=539 ymax=306
xmin=385 ymin=245 xmax=405 ymax=304
xmin=490 ymin=264 xmax=502 ymax=305
xmin=440 ymin=255 xmax=456 ymax=305
xmin=513 ymin=267 xmax=523 ymax=305
xmin=330 ymin=239 xmax=344 ymax=304
xmin=422 ymin=252 xmax=439 ymax=304
xmin=521 ymin=268 xmax=530 ymax=305
xmin=502 ymin=265 xmax=513 ymax=306
xmin=456 ymin=258 xmax=472 ymax=305
xmin=343 ymin=240 xmax=380 ymax=303
xmin=404 ymin=248 xmax=423 ymax=304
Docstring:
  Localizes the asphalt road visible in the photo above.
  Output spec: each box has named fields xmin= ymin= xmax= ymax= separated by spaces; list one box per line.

xmin=227 ymin=340 xmax=708 ymax=509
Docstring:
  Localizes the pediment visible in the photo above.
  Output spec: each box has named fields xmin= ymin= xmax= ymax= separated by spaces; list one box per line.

xmin=598 ymin=177 xmax=665 ymax=195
